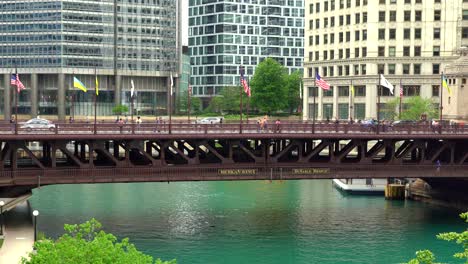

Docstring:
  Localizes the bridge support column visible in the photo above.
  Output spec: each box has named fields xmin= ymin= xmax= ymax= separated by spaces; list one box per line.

xmin=3 ymin=74 xmax=11 ymax=120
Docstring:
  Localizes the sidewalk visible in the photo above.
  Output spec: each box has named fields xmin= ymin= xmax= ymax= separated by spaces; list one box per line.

xmin=0 ymin=201 xmax=34 ymax=264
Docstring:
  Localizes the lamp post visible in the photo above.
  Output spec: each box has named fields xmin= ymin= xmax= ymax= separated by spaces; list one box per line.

xmin=32 ymin=210 xmax=39 ymax=243
xmin=0 ymin=200 xmax=4 ymax=236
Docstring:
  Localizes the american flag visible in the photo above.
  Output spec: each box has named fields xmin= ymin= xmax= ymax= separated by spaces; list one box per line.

xmin=240 ymin=67 xmax=251 ymax=97
xmin=11 ymin=73 xmax=25 ymax=93
xmin=315 ymin=72 xmax=330 ymax=90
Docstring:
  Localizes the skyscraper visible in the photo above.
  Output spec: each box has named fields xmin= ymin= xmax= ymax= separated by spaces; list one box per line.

xmin=303 ymin=0 xmax=465 ymax=121
xmin=0 ymin=0 xmax=181 ymax=120
xmin=189 ymin=0 xmax=304 ymax=105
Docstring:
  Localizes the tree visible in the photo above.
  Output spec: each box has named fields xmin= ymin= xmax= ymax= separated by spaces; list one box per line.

xmin=384 ymin=96 xmax=438 ymax=121
xmin=205 ymin=86 xmax=249 ymax=114
xmin=112 ymin=105 xmax=129 ymax=116
xmin=177 ymin=92 xmax=202 ymax=115
xmin=250 ymin=58 xmax=288 ymax=113
xmin=405 ymin=212 xmax=468 ymax=264
xmin=22 ymin=219 xmax=176 ymax=264
xmin=284 ymin=70 xmax=302 ymax=114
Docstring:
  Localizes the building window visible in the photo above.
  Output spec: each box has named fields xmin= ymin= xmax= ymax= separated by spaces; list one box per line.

xmin=361 ymin=64 xmax=366 ymax=74
xmin=389 ymin=46 xmax=396 ymax=57
xmin=414 ymin=46 xmax=421 ymax=56
xmin=355 ymin=13 xmax=360 ymax=24
xmin=403 ymin=46 xmax=410 ymax=56
xmin=308 ymin=103 xmax=318 ymax=119
xmin=403 ymin=64 xmax=410 ymax=74
xmin=415 ymin=10 xmax=422 ymax=21
xmin=379 ymin=11 xmax=385 ymax=22
xmin=309 ymin=86 xmax=318 ymax=96
xmin=404 ymin=11 xmax=411 ymax=21
xmin=354 ymin=103 xmax=365 ymax=120
xmin=355 ymin=48 xmax=360 ymax=57
xmin=323 ymin=103 xmax=333 ymax=119
xmin=338 ymin=86 xmax=349 ymax=97
xmin=378 ymin=46 xmax=385 ymax=56
xmin=378 ymin=64 xmax=385 ymax=74
xmin=414 ymin=28 xmax=421 ymax=39
xmin=432 ymin=64 xmax=440 ymax=74
xmin=434 ymin=28 xmax=441 ymax=39
xmin=354 ymin=86 xmax=366 ymax=96
xmin=388 ymin=64 xmax=396 ymax=74
xmin=362 ymin=47 xmax=367 ymax=57
xmin=389 ymin=28 xmax=396 ymax=39
xmin=414 ymin=64 xmax=421 ymax=75
xmin=403 ymin=85 xmax=420 ymax=96
xmin=378 ymin=29 xmax=385 ymax=40
xmin=378 ymin=86 xmax=393 ymax=96
xmin=433 ymin=46 xmax=440 ymax=56
xmin=354 ymin=64 xmax=359 ymax=75
xmin=404 ymin=28 xmax=411 ymax=39
xmin=432 ymin=85 xmax=440 ymax=97
xmin=463 ymin=10 xmax=468 ymax=20
xmin=389 ymin=11 xmax=396 ymax=21
xmin=362 ymin=29 xmax=367 ymax=40
xmin=355 ymin=30 xmax=360 ymax=41
xmin=434 ymin=10 xmax=441 ymax=21
xmin=338 ymin=103 xmax=349 ymax=120
xmin=363 ymin=12 xmax=367 ymax=22
xmin=323 ymin=88 xmax=334 ymax=97
xmin=463 ymin=27 xmax=468 ymax=38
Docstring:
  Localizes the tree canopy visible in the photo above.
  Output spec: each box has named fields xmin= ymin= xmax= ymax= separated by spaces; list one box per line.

xmin=384 ymin=96 xmax=438 ymax=121
xmin=250 ymin=58 xmax=288 ymax=114
xmin=177 ymin=92 xmax=202 ymax=115
xmin=405 ymin=212 xmax=468 ymax=264
xmin=22 ymin=219 xmax=176 ymax=264
xmin=284 ymin=70 xmax=302 ymax=114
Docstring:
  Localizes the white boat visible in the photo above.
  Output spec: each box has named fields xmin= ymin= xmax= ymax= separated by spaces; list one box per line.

xmin=332 ymin=178 xmax=386 ymax=194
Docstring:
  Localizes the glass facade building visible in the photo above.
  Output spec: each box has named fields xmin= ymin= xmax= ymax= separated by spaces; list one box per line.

xmin=0 ymin=0 xmax=181 ymax=120
xmin=188 ymin=0 xmax=304 ymax=102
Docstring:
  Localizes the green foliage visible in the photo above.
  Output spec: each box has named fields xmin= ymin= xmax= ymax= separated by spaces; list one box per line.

xmin=405 ymin=212 xmax=468 ymax=264
xmin=178 ymin=92 xmax=202 ymax=115
xmin=205 ymin=86 xmax=246 ymax=114
xmin=385 ymin=96 xmax=438 ymax=121
xmin=436 ymin=212 xmax=468 ymax=262
xmin=22 ymin=218 xmax=176 ymax=264
xmin=284 ymin=70 xmax=303 ymax=114
xmin=112 ymin=104 xmax=129 ymax=116
xmin=250 ymin=58 xmax=288 ymax=113
xmin=406 ymin=250 xmax=439 ymax=264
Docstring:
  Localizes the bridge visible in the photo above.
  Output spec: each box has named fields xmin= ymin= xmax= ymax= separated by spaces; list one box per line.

xmin=0 ymin=121 xmax=467 ymax=197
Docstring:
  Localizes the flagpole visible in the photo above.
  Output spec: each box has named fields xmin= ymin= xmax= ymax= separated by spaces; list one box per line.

xmin=169 ymin=73 xmax=172 ymax=134
xmin=239 ymin=65 xmax=243 ymax=134
xmin=14 ymin=67 xmax=18 ymax=135
xmin=439 ymin=72 xmax=443 ymax=124
xmin=312 ymin=72 xmax=316 ymax=134
xmin=349 ymin=80 xmax=353 ymax=121
xmin=187 ymin=85 xmax=191 ymax=123
xmin=399 ymin=79 xmax=402 ymax=119
xmin=131 ymin=86 xmax=135 ymax=134
xmin=377 ymin=74 xmax=381 ymax=134
xmin=246 ymin=75 xmax=250 ymax=123
xmin=94 ymin=68 xmax=97 ymax=134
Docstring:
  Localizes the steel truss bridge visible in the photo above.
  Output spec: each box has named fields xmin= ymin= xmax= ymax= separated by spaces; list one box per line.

xmin=0 ymin=121 xmax=467 ymax=197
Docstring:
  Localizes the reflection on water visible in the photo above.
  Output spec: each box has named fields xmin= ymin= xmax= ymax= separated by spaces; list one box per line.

xmin=30 ymin=180 xmax=465 ymax=264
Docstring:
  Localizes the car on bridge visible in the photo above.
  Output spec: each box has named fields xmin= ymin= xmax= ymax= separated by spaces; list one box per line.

xmin=196 ymin=117 xmax=223 ymax=124
xmin=20 ymin=118 xmax=55 ymax=131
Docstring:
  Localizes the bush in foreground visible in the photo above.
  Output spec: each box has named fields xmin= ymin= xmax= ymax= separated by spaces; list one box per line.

xmin=22 ymin=218 xmax=176 ymax=264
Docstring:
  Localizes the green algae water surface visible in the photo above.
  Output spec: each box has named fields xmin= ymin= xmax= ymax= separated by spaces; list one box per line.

xmin=30 ymin=180 xmax=466 ymax=264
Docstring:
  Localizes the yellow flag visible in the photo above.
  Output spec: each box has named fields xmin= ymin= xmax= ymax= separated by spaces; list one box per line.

xmin=350 ymin=85 xmax=355 ymax=97
xmin=442 ymin=76 xmax=451 ymax=96
xmin=95 ymin=76 xmax=99 ymax=96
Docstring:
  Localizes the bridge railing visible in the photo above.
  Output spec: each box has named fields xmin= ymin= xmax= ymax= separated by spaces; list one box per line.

xmin=0 ymin=122 xmax=466 ymax=136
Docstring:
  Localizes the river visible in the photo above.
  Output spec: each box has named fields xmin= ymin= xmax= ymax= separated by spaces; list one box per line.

xmin=29 ymin=180 xmax=465 ymax=264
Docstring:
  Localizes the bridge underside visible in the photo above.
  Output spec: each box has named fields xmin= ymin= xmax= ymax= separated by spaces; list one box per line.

xmin=0 ymin=137 xmax=467 ymax=196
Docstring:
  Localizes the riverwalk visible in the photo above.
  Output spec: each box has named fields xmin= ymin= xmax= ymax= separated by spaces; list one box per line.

xmin=0 ymin=201 xmax=34 ymax=264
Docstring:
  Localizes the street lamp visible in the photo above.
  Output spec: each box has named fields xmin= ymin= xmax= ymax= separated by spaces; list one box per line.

xmin=32 ymin=210 xmax=39 ymax=243
xmin=0 ymin=200 xmax=4 ymax=236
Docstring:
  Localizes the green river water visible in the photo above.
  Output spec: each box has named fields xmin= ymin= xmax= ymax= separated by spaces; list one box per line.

xmin=29 ymin=180 xmax=466 ymax=264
